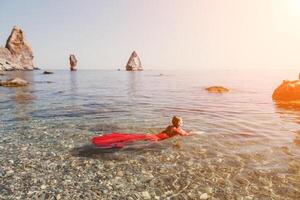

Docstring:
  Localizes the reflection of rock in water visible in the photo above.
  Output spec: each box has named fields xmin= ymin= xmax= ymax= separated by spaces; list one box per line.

xmin=295 ymin=131 xmax=300 ymax=147
xmin=127 ymin=72 xmax=139 ymax=97
xmin=5 ymin=71 xmax=34 ymax=83
xmin=70 ymin=71 xmax=78 ymax=92
xmin=274 ymin=102 xmax=300 ymax=148
xmin=10 ymin=93 xmax=36 ymax=104
xmin=275 ymin=102 xmax=300 ymax=112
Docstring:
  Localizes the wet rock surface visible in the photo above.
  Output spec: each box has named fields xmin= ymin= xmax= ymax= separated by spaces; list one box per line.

xmin=205 ymin=86 xmax=229 ymax=93
xmin=0 ymin=77 xmax=29 ymax=87
xmin=43 ymin=71 xmax=54 ymax=75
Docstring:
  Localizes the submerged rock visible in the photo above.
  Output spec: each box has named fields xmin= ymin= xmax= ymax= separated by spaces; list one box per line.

xmin=272 ymin=80 xmax=300 ymax=101
xmin=43 ymin=71 xmax=53 ymax=75
xmin=0 ymin=77 xmax=29 ymax=87
xmin=205 ymin=86 xmax=229 ymax=93
xmin=125 ymin=51 xmax=143 ymax=71
xmin=0 ymin=26 xmax=35 ymax=71
xmin=69 ymin=54 xmax=77 ymax=71
xmin=200 ymin=193 xmax=209 ymax=199
xmin=141 ymin=191 xmax=151 ymax=199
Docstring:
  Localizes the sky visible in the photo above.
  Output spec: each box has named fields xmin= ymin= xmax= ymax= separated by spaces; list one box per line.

xmin=1 ymin=0 xmax=300 ymax=70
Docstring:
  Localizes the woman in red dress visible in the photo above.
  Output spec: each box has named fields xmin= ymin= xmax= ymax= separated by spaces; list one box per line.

xmin=91 ymin=116 xmax=190 ymax=148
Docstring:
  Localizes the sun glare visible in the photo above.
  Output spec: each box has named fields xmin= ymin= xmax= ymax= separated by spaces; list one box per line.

xmin=289 ymin=0 xmax=300 ymax=16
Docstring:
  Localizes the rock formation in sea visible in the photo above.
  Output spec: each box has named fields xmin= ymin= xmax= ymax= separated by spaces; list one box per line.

xmin=0 ymin=77 xmax=29 ymax=87
xmin=205 ymin=86 xmax=229 ymax=93
xmin=125 ymin=51 xmax=143 ymax=71
xmin=43 ymin=71 xmax=54 ymax=74
xmin=272 ymin=80 xmax=300 ymax=101
xmin=0 ymin=26 xmax=35 ymax=71
xmin=69 ymin=54 xmax=77 ymax=71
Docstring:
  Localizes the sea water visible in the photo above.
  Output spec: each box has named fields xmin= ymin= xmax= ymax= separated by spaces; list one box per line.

xmin=0 ymin=69 xmax=299 ymax=199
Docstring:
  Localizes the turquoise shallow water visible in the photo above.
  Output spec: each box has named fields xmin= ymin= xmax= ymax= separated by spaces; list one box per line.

xmin=0 ymin=69 xmax=300 ymax=199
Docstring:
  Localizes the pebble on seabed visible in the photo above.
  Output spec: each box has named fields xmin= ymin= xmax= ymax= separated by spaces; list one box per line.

xmin=141 ymin=191 xmax=151 ymax=199
xmin=0 ymin=121 xmax=300 ymax=199
xmin=200 ymin=193 xmax=209 ymax=199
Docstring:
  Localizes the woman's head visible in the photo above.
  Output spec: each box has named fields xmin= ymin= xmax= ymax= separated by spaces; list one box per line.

xmin=172 ymin=116 xmax=183 ymax=128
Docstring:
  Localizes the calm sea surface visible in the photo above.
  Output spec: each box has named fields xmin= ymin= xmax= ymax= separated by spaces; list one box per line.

xmin=0 ymin=69 xmax=299 ymax=199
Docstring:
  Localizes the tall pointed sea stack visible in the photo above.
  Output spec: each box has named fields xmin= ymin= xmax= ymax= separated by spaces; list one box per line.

xmin=69 ymin=54 xmax=77 ymax=71
xmin=0 ymin=26 xmax=35 ymax=71
xmin=125 ymin=51 xmax=143 ymax=71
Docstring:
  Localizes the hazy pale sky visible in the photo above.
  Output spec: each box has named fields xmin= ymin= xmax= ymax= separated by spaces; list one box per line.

xmin=1 ymin=0 xmax=300 ymax=70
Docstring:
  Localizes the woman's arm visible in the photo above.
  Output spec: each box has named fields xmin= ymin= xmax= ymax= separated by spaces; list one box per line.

xmin=161 ymin=125 xmax=173 ymax=134
xmin=177 ymin=128 xmax=190 ymax=136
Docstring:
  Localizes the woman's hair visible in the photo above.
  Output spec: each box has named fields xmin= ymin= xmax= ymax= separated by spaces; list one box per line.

xmin=172 ymin=116 xmax=182 ymax=127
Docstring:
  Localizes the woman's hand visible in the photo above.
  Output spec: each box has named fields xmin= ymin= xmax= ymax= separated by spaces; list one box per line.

xmin=178 ymin=128 xmax=190 ymax=136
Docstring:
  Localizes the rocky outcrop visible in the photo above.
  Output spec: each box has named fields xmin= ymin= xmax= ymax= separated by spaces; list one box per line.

xmin=0 ymin=26 xmax=35 ymax=71
xmin=272 ymin=80 xmax=300 ymax=101
xmin=69 ymin=54 xmax=77 ymax=71
xmin=205 ymin=86 xmax=229 ymax=93
xmin=0 ymin=77 xmax=29 ymax=87
xmin=43 ymin=71 xmax=53 ymax=75
xmin=6 ymin=26 xmax=34 ymax=69
xmin=125 ymin=51 xmax=143 ymax=71
xmin=0 ymin=47 xmax=22 ymax=71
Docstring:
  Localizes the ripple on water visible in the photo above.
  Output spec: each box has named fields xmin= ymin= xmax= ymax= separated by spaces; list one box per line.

xmin=0 ymin=70 xmax=300 ymax=199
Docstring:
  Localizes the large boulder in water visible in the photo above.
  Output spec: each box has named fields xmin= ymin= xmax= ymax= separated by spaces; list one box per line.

xmin=272 ymin=80 xmax=300 ymax=102
xmin=205 ymin=86 xmax=229 ymax=93
xmin=125 ymin=51 xmax=143 ymax=71
xmin=0 ymin=77 xmax=29 ymax=87
xmin=43 ymin=70 xmax=54 ymax=75
xmin=69 ymin=54 xmax=77 ymax=71
xmin=1 ymin=26 xmax=35 ymax=70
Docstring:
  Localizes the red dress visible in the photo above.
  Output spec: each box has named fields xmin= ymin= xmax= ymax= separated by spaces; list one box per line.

xmin=91 ymin=126 xmax=185 ymax=148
